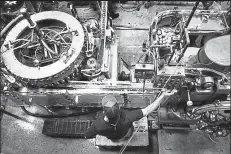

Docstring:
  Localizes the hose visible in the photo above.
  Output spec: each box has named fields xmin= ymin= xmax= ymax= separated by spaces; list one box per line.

xmin=0 ymin=14 xmax=23 ymax=38
xmin=21 ymin=106 xmax=102 ymax=118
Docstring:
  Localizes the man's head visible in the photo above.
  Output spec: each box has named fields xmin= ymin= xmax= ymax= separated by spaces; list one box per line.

xmin=102 ymin=95 xmax=120 ymax=122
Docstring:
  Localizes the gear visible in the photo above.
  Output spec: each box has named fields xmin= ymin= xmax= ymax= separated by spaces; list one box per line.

xmin=1 ymin=11 xmax=86 ymax=87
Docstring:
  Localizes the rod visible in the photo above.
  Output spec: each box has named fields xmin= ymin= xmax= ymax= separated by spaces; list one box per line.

xmin=168 ymin=1 xmax=200 ymax=65
xmin=184 ymin=1 xmax=200 ymax=29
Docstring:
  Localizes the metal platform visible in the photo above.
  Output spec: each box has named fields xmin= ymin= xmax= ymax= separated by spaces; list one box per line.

xmin=42 ymin=119 xmax=92 ymax=138
xmin=158 ymin=129 xmax=230 ymax=154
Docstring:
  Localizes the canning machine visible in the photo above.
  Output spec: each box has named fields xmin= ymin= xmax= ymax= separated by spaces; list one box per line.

xmin=0 ymin=1 xmax=230 ymax=138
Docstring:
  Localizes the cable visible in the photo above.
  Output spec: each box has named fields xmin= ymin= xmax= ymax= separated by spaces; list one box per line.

xmin=20 ymin=106 xmax=101 ymax=118
xmin=3 ymin=26 xmax=71 ymax=65
xmin=119 ymin=55 xmax=183 ymax=153
xmin=1 ymin=39 xmax=30 ymax=55
xmin=39 ymin=28 xmax=77 ymax=58
xmin=208 ymin=134 xmax=217 ymax=143
xmin=39 ymin=28 xmax=71 ymax=47
xmin=20 ymin=50 xmax=37 ymax=60
xmin=119 ymin=125 xmax=140 ymax=154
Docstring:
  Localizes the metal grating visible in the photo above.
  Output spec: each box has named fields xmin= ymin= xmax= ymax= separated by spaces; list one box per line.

xmin=42 ymin=119 xmax=92 ymax=138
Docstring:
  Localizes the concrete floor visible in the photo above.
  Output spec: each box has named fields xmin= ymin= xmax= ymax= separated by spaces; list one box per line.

xmin=1 ymin=103 xmax=230 ymax=154
xmin=1 ymin=100 xmax=159 ymax=154
xmin=1 ymin=1 xmax=230 ymax=154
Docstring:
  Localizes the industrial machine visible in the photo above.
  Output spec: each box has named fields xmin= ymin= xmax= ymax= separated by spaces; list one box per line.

xmin=0 ymin=1 xmax=230 ymax=142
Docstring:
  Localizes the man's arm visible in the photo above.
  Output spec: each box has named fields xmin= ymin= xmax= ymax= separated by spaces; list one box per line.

xmin=84 ymin=123 xmax=98 ymax=139
xmin=141 ymin=89 xmax=177 ymax=117
xmin=126 ymin=90 xmax=176 ymax=122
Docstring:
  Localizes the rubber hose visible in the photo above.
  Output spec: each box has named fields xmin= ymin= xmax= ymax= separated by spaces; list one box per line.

xmin=0 ymin=14 xmax=23 ymax=38
xmin=21 ymin=106 xmax=102 ymax=118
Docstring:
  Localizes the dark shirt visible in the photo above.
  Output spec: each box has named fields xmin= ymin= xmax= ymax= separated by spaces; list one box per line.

xmin=84 ymin=109 xmax=143 ymax=139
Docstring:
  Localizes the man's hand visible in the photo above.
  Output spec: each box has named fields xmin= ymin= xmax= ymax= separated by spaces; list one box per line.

xmin=162 ymin=89 xmax=177 ymax=96
xmin=160 ymin=89 xmax=178 ymax=98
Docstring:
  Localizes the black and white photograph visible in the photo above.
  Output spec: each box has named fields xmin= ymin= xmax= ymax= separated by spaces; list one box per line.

xmin=0 ymin=1 xmax=230 ymax=154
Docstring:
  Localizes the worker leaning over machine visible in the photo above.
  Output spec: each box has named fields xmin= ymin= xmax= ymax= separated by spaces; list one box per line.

xmin=85 ymin=89 xmax=176 ymax=140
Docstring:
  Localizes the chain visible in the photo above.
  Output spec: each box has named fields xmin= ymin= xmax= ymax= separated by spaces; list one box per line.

xmin=2 ymin=44 xmax=85 ymax=88
xmin=100 ymin=1 xmax=108 ymax=39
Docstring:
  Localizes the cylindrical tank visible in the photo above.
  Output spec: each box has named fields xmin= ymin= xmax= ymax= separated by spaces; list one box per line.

xmin=197 ymin=34 xmax=230 ymax=72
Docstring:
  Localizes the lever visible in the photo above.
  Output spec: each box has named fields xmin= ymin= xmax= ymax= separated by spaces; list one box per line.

xmin=187 ymin=90 xmax=193 ymax=106
xmin=20 ymin=8 xmax=43 ymax=39
xmin=20 ymin=8 xmax=57 ymax=55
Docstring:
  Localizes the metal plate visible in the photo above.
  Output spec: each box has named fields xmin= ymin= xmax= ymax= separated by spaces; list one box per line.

xmin=42 ymin=119 xmax=92 ymax=138
xmin=158 ymin=129 xmax=230 ymax=154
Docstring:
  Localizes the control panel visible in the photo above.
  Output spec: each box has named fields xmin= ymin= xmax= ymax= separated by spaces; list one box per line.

xmin=131 ymin=63 xmax=155 ymax=83
xmin=153 ymin=66 xmax=185 ymax=90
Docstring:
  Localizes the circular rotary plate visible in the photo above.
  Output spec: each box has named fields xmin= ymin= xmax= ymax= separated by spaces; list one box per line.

xmin=1 ymin=11 xmax=85 ymax=86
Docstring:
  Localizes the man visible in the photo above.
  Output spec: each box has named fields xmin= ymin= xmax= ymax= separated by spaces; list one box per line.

xmin=85 ymin=90 xmax=176 ymax=140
